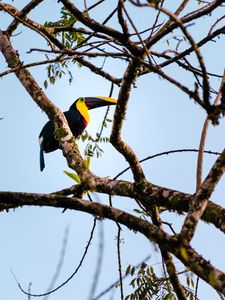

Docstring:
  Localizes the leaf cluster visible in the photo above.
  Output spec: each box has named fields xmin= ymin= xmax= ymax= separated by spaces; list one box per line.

xmin=43 ymin=6 xmax=85 ymax=88
xmin=125 ymin=263 xmax=195 ymax=300
xmin=78 ymin=119 xmax=112 ymax=158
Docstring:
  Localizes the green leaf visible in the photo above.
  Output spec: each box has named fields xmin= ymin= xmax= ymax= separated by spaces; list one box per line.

xmin=131 ymin=266 xmax=136 ymax=276
xmin=125 ymin=265 xmax=131 ymax=276
xmin=63 ymin=170 xmax=81 ymax=183
xmin=130 ymin=278 xmax=136 ymax=288
xmin=138 ymin=268 xmax=144 ymax=275
xmin=164 ymin=292 xmax=174 ymax=300
xmin=186 ymin=276 xmax=190 ymax=287
xmin=137 ymin=277 xmax=142 ymax=286
xmin=49 ymin=76 xmax=55 ymax=84
xmin=140 ymin=262 xmax=147 ymax=269
xmin=146 ymin=267 xmax=151 ymax=277
xmin=44 ymin=80 xmax=48 ymax=89
xmin=84 ymin=156 xmax=91 ymax=169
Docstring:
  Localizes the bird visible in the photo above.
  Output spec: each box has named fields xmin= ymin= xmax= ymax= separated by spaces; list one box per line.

xmin=39 ymin=96 xmax=117 ymax=171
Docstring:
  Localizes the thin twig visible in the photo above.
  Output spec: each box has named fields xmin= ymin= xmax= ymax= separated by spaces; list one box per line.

xmin=123 ymin=5 xmax=152 ymax=64
xmin=195 ymin=276 xmax=200 ymax=300
xmin=97 ymin=82 xmax=114 ymax=139
xmin=92 ymin=255 xmax=151 ymax=300
xmin=196 ymin=70 xmax=225 ymax=190
xmin=43 ymin=226 xmax=70 ymax=300
xmin=88 ymin=219 xmax=104 ymax=300
xmin=14 ymin=218 xmax=97 ymax=297
xmin=114 ymin=148 xmax=220 ymax=180
xmin=116 ymin=224 xmax=124 ymax=300
xmin=136 ymin=1 xmax=211 ymax=107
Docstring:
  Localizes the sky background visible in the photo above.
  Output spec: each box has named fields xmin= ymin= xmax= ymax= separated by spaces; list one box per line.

xmin=0 ymin=1 xmax=225 ymax=299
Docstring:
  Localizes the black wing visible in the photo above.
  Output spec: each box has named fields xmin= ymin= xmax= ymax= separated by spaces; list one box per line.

xmin=39 ymin=110 xmax=86 ymax=153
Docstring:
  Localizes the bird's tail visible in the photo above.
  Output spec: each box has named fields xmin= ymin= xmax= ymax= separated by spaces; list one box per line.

xmin=40 ymin=143 xmax=45 ymax=172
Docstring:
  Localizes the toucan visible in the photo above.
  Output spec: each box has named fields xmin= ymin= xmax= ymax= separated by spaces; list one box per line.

xmin=39 ymin=96 xmax=117 ymax=171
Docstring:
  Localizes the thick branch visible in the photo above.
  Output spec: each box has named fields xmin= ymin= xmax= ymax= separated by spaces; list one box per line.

xmin=6 ymin=0 xmax=44 ymax=36
xmin=150 ymin=206 xmax=187 ymax=299
xmin=110 ymin=59 xmax=146 ymax=182
xmin=0 ymin=191 xmax=225 ymax=295
xmin=181 ymin=148 xmax=225 ymax=242
xmin=55 ymin=177 xmax=225 ymax=233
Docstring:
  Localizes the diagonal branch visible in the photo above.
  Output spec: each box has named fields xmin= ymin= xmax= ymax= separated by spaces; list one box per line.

xmin=131 ymin=1 xmax=211 ymax=108
xmin=196 ymin=70 xmax=225 ymax=190
xmin=145 ymin=0 xmax=225 ymax=47
xmin=150 ymin=208 xmax=187 ymax=299
xmin=145 ymin=0 xmax=190 ymax=45
xmin=59 ymin=0 xmax=141 ymax=56
xmin=117 ymin=0 xmax=130 ymax=37
xmin=181 ymin=148 xmax=225 ymax=242
xmin=110 ymin=59 xmax=146 ymax=182
xmin=0 ymin=3 xmax=63 ymax=49
xmin=6 ymin=0 xmax=44 ymax=36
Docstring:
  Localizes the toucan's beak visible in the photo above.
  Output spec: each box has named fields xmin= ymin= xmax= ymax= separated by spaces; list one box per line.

xmin=84 ymin=96 xmax=117 ymax=110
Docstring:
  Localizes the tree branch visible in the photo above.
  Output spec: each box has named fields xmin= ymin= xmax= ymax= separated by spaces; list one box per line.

xmin=181 ymin=148 xmax=225 ymax=242
xmin=53 ymin=175 xmax=225 ymax=233
xmin=59 ymin=0 xmax=141 ymax=56
xmin=110 ymin=59 xmax=146 ymax=182
xmin=6 ymin=0 xmax=44 ymax=36
xmin=0 ymin=191 xmax=224 ymax=295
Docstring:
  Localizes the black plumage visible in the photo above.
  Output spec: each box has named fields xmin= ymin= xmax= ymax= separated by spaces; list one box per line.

xmin=39 ymin=109 xmax=86 ymax=171
xmin=39 ymin=96 xmax=117 ymax=171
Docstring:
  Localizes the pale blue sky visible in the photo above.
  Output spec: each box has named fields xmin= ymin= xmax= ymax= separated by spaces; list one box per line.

xmin=0 ymin=1 xmax=225 ymax=299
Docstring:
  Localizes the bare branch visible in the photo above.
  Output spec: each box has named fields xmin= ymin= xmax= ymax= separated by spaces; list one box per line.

xmin=158 ymin=25 xmax=225 ymax=75
xmin=117 ymin=0 xmax=130 ymax=37
xmin=52 ymin=173 xmax=225 ymax=234
xmin=116 ymin=224 xmax=124 ymax=300
xmin=196 ymin=119 xmax=210 ymax=191
xmin=145 ymin=0 xmax=225 ymax=47
xmin=181 ymin=148 xmax=225 ymax=242
xmin=131 ymin=1 xmax=211 ymax=108
xmin=59 ymin=0 xmax=141 ymax=56
xmin=6 ymin=0 xmax=44 ymax=36
xmin=0 ymin=3 xmax=62 ymax=49
xmin=196 ymin=70 xmax=225 ymax=190
xmin=110 ymin=59 xmax=146 ymax=182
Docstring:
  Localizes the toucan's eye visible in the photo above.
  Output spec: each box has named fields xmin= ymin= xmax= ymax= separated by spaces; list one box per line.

xmin=80 ymin=97 xmax=85 ymax=102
